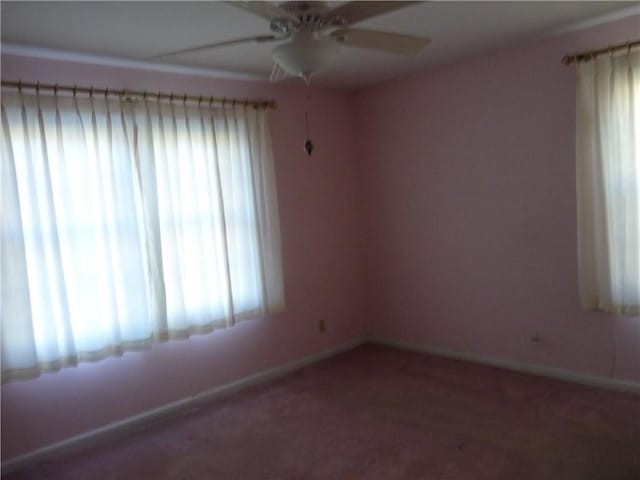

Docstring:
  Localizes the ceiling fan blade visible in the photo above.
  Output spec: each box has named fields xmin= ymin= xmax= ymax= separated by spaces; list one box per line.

xmin=326 ymin=1 xmax=419 ymax=26
xmin=155 ymin=35 xmax=282 ymax=59
xmin=331 ymin=28 xmax=430 ymax=57
xmin=229 ymin=1 xmax=299 ymax=22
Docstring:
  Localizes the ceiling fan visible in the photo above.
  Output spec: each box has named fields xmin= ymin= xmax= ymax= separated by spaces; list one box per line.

xmin=155 ymin=1 xmax=430 ymax=82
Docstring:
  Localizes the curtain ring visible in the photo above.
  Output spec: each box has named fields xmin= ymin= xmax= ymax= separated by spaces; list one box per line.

xmin=209 ymin=96 xmax=213 ymax=108
xmin=222 ymin=97 xmax=226 ymax=107
xmin=143 ymin=90 xmax=147 ymax=100
xmin=232 ymin=98 xmax=237 ymax=107
xmin=18 ymin=80 xmax=22 ymax=93
xmin=198 ymin=95 xmax=203 ymax=107
xmin=104 ymin=87 xmax=109 ymax=99
xmin=183 ymin=93 xmax=187 ymax=105
xmin=244 ymin=98 xmax=249 ymax=107
xmin=627 ymin=41 xmax=631 ymax=54
xmin=89 ymin=86 xmax=94 ymax=98
xmin=170 ymin=92 xmax=174 ymax=102
xmin=608 ymin=46 xmax=613 ymax=57
xmin=54 ymin=83 xmax=58 ymax=95
xmin=73 ymin=84 xmax=77 ymax=97
xmin=36 ymin=81 xmax=40 ymax=94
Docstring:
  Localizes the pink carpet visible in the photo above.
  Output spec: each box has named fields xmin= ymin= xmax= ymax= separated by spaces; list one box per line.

xmin=4 ymin=344 xmax=640 ymax=479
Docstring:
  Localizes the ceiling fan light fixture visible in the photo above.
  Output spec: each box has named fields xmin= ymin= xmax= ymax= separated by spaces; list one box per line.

xmin=272 ymin=32 xmax=339 ymax=78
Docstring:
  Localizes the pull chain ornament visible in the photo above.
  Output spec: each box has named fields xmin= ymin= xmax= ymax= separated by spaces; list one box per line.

xmin=303 ymin=77 xmax=314 ymax=156
xmin=304 ymin=111 xmax=314 ymax=156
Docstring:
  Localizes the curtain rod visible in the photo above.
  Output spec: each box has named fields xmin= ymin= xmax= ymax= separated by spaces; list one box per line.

xmin=561 ymin=39 xmax=639 ymax=65
xmin=0 ymin=79 xmax=277 ymax=110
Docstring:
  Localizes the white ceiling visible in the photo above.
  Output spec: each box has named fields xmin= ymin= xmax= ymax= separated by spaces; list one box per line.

xmin=1 ymin=1 xmax=638 ymax=89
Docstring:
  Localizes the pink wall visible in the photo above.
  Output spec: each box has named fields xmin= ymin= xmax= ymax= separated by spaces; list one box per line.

xmin=355 ymin=15 xmax=640 ymax=383
xmin=0 ymin=56 xmax=366 ymax=460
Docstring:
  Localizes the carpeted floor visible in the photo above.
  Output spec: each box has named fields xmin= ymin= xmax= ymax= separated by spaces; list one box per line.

xmin=4 ymin=344 xmax=640 ymax=479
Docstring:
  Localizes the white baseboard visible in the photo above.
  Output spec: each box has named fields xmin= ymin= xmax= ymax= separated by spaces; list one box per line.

xmin=1 ymin=338 xmax=366 ymax=474
xmin=371 ymin=337 xmax=640 ymax=394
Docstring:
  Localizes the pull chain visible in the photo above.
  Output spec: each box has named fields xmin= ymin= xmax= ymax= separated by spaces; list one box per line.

xmin=303 ymin=79 xmax=314 ymax=156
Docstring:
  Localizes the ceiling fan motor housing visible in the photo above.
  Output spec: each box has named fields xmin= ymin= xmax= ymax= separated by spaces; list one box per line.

xmin=271 ymin=1 xmax=345 ymax=35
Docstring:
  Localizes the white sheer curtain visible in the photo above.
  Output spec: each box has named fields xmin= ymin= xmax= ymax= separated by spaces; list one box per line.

xmin=1 ymin=91 xmax=284 ymax=382
xmin=576 ymin=49 xmax=639 ymax=316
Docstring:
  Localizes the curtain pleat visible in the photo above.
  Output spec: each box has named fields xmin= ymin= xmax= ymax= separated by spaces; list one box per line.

xmin=1 ymin=104 xmax=39 ymax=378
xmin=1 ymin=92 xmax=284 ymax=382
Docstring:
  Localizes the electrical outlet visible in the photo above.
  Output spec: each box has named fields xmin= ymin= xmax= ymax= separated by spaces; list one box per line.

xmin=531 ymin=332 xmax=543 ymax=344
xmin=318 ymin=319 xmax=326 ymax=333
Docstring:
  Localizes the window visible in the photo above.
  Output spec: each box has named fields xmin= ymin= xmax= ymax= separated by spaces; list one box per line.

xmin=575 ymin=48 xmax=639 ymax=315
xmin=1 ymin=91 xmax=285 ymax=382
